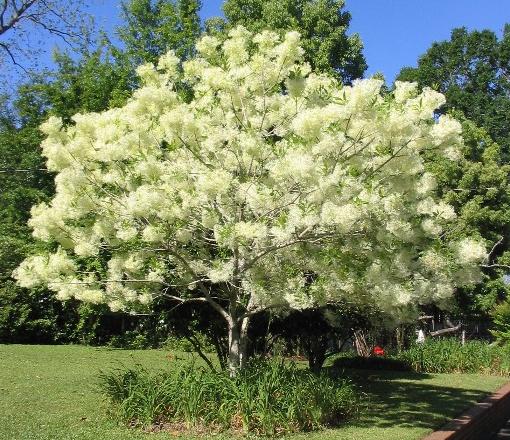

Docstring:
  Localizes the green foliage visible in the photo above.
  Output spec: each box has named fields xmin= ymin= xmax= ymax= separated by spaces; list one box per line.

xmin=216 ymin=0 xmax=366 ymax=83
xmin=0 ymin=89 xmax=58 ymax=343
xmin=431 ymin=119 xmax=510 ymax=243
xmin=0 ymin=54 xmax=126 ymax=344
xmin=490 ymin=300 xmax=510 ymax=345
xmin=397 ymin=27 xmax=510 ymax=322
xmin=332 ymin=339 xmax=510 ymax=375
xmin=99 ymin=358 xmax=358 ymax=435
xmin=332 ymin=338 xmax=510 ymax=375
xmin=108 ymin=331 xmax=151 ymax=350
xmin=0 ymin=281 xmax=67 ymax=343
xmin=398 ymin=25 xmax=510 ymax=157
xmin=118 ymin=0 xmax=202 ymax=65
xmin=258 ymin=305 xmax=372 ymax=373
xmin=422 ymin=117 xmax=510 ymax=318
xmin=148 ymin=297 xmax=228 ymax=367
xmin=396 ymin=339 xmax=510 ymax=375
xmin=46 ymin=48 xmax=134 ymax=119
xmin=162 ymin=332 xmax=214 ymax=353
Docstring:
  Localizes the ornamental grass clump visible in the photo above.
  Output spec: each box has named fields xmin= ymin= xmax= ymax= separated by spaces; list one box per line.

xmin=396 ymin=338 xmax=510 ymax=375
xmin=331 ymin=338 xmax=510 ymax=376
xmin=99 ymin=358 xmax=358 ymax=436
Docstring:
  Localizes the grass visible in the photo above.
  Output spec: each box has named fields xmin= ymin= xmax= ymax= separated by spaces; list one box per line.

xmin=0 ymin=344 xmax=507 ymax=440
xmin=396 ymin=339 xmax=510 ymax=374
xmin=99 ymin=359 xmax=357 ymax=435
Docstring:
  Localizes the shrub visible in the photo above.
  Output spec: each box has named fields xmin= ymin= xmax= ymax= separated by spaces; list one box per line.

xmin=490 ymin=300 xmax=510 ymax=345
xmin=107 ymin=331 xmax=150 ymax=349
xmin=162 ymin=333 xmax=214 ymax=353
xmin=396 ymin=339 xmax=510 ymax=375
xmin=332 ymin=338 xmax=510 ymax=375
xmin=331 ymin=355 xmax=411 ymax=372
xmin=99 ymin=358 xmax=358 ymax=436
xmin=330 ymin=339 xmax=510 ymax=376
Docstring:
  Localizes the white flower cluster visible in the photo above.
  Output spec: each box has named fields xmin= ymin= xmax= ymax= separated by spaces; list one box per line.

xmin=15 ymin=26 xmax=485 ymax=317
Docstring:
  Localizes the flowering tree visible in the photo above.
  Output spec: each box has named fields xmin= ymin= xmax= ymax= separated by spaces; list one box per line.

xmin=15 ymin=27 xmax=487 ymax=372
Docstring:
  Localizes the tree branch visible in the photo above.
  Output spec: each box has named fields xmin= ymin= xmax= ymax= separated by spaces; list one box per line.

xmin=164 ymin=247 xmax=231 ymax=323
xmin=0 ymin=0 xmax=36 ymax=36
xmin=0 ymin=40 xmax=27 ymax=72
xmin=184 ymin=332 xmax=216 ymax=372
xmin=486 ymin=236 xmax=504 ymax=263
xmin=481 ymin=263 xmax=510 ymax=271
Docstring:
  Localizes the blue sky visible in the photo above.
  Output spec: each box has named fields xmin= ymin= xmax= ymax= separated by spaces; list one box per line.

xmin=345 ymin=0 xmax=509 ymax=81
xmin=11 ymin=0 xmax=510 ymax=84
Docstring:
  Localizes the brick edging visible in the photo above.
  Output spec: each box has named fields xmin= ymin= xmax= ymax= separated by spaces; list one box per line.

xmin=422 ymin=381 xmax=510 ymax=440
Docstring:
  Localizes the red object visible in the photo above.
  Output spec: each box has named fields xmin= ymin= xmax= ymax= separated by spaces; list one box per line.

xmin=373 ymin=346 xmax=385 ymax=356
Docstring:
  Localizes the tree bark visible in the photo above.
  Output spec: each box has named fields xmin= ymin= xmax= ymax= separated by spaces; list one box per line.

xmin=227 ymin=316 xmax=250 ymax=375
xmin=303 ymin=334 xmax=328 ymax=374
xmin=354 ymin=329 xmax=370 ymax=357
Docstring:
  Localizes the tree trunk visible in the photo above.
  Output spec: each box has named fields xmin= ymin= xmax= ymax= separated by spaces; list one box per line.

xmin=354 ymin=330 xmax=370 ymax=357
xmin=227 ymin=316 xmax=250 ymax=375
xmin=396 ymin=325 xmax=404 ymax=352
xmin=304 ymin=335 xmax=328 ymax=374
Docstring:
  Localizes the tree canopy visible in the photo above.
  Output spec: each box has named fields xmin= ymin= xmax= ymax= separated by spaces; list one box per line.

xmin=15 ymin=29 xmax=486 ymax=370
xmin=398 ymin=26 xmax=510 ymax=318
xmin=118 ymin=0 xmax=202 ymax=65
xmin=212 ymin=0 xmax=366 ymax=83
xmin=398 ymin=26 xmax=510 ymax=158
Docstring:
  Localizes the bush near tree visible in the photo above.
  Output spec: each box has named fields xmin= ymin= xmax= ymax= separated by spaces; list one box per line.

xmin=100 ymin=358 xmax=358 ymax=435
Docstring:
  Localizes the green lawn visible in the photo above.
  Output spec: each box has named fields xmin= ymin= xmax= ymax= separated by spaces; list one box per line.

xmin=0 ymin=345 xmax=507 ymax=440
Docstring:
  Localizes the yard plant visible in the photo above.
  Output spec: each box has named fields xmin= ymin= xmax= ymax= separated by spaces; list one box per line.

xmin=333 ymin=338 xmax=510 ymax=376
xmin=397 ymin=338 xmax=510 ymax=375
xmin=14 ymin=27 xmax=487 ymax=373
xmin=100 ymin=357 xmax=357 ymax=435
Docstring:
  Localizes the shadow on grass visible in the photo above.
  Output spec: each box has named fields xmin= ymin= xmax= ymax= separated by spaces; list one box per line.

xmin=327 ymin=366 xmax=494 ymax=431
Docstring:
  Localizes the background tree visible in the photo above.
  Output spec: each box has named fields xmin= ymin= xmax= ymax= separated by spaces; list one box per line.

xmin=397 ymin=27 xmax=510 ymax=323
xmin=423 ymin=117 xmax=510 ymax=321
xmin=259 ymin=304 xmax=371 ymax=373
xmin=0 ymin=91 xmax=59 ymax=342
xmin=210 ymin=0 xmax=366 ymax=83
xmin=118 ymin=0 xmax=202 ymax=65
xmin=0 ymin=0 xmax=92 ymax=70
xmin=398 ymin=26 xmax=510 ymax=158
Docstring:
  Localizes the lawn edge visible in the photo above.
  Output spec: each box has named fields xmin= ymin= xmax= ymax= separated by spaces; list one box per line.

xmin=423 ymin=380 xmax=510 ymax=440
